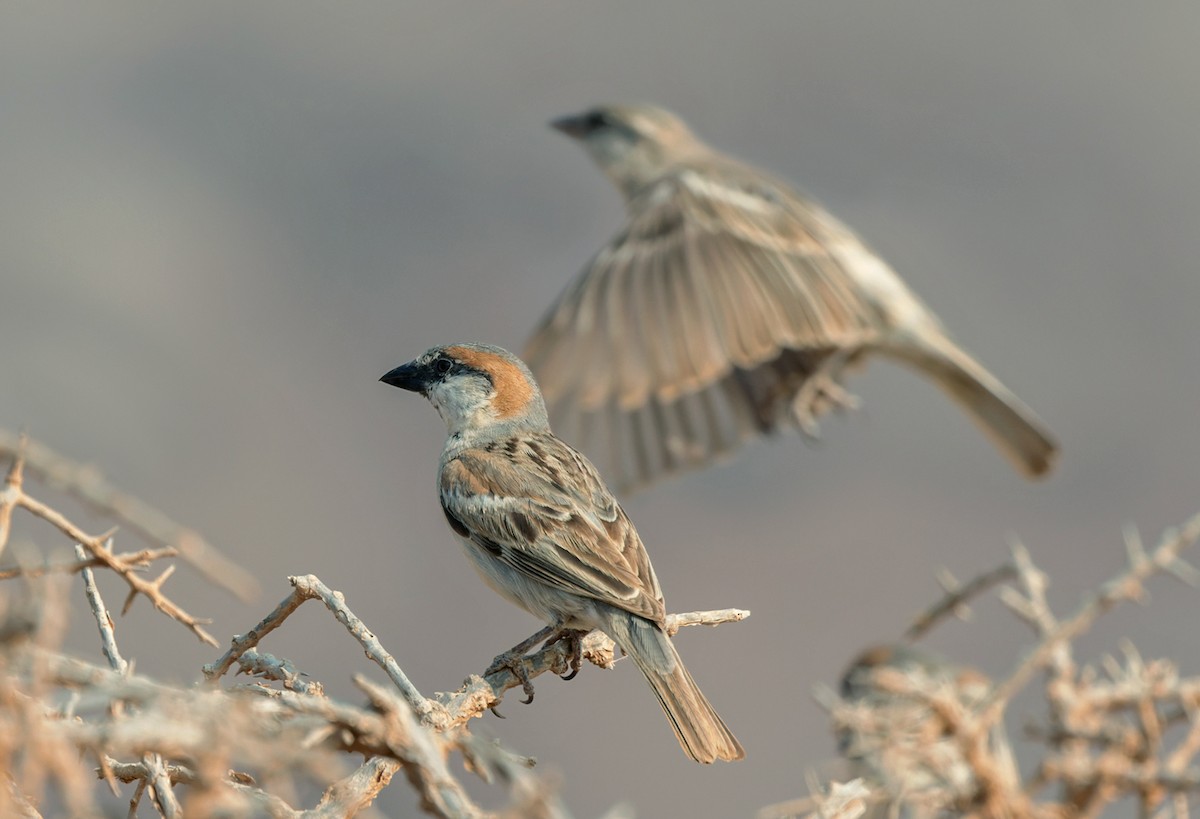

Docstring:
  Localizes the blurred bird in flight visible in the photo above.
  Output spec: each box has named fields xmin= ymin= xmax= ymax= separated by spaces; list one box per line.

xmin=526 ymin=104 xmax=1058 ymax=491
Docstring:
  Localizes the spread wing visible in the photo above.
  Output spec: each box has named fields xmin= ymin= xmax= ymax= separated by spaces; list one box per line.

xmin=439 ymin=433 xmax=665 ymax=623
xmin=524 ymin=161 xmax=886 ymax=489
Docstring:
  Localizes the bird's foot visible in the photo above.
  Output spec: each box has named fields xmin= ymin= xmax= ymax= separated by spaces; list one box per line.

xmin=792 ymin=368 xmax=860 ymax=437
xmin=484 ymin=625 xmax=556 ymax=706
xmin=485 ymin=649 xmax=537 ymax=705
xmin=544 ymin=628 xmax=589 ymax=681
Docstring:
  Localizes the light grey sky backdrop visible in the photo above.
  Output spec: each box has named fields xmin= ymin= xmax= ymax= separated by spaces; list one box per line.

xmin=3 ymin=4 xmax=1199 ymax=816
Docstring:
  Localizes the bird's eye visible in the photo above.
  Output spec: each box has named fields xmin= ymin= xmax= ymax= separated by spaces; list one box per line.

xmin=434 ymin=358 xmax=453 ymax=375
xmin=584 ymin=111 xmax=609 ymax=131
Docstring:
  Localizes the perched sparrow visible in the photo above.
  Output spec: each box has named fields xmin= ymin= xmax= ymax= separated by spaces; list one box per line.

xmin=380 ymin=343 xmax=744 ymax=763
xmin=526 ymin=104 xmax=1058 ymax=491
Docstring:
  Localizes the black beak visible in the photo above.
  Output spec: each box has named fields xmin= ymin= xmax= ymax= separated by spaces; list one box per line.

xmin=549 ymin=113 xmax=589 ymax=140
xmin=380 ymin=360 xmax=428 ymax=393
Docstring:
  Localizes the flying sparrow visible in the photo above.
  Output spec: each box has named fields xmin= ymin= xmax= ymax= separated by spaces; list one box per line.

xmin=526 ymin=104 xmax=1058 ymax=491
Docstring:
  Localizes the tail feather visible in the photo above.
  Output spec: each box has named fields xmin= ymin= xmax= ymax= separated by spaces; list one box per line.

xmin=887 ymin=332 xmax=1059 ymax=478
xmin=605 ymin=612 xmax=745 ymax=764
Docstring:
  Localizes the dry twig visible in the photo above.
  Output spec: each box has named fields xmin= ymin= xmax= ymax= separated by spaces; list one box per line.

xmin=0 ymin=430 xmax=256 ymax=601
xmin=806 ymin=512 xmax=1200 ymax=819
xmin=1 ymin=445 xmax=220 ymax=646
xmin=2 ymin=438 xmax=650 ymax=817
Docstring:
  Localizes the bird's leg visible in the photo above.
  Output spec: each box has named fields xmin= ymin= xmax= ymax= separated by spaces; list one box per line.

xmin=791 ymin=350 xmax=860 ymax=437
xmin=543 ymin=628 xmax=590 ymax=681
xmin=484 ymin=625 xmax=557 ymax=705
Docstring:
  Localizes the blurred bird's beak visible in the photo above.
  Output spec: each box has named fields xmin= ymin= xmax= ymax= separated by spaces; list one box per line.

xmin=549 ymin=114 xmax=589 ymax=140
xmin=380 ymin=360 xmax=427 ymax=393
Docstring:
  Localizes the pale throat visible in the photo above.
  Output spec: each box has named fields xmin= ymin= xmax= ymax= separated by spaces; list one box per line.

xmin=428 ymin=387 xmax=502 ymax=441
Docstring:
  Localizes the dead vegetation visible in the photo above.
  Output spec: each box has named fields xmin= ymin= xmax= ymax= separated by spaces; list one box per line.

xmin=3 ymin=430 xmax=1199 ymax=818
xmin=764 ymin=512 xmax=1200 ymax=819
xmin=0 ymin=432 xmax=740 ymax=817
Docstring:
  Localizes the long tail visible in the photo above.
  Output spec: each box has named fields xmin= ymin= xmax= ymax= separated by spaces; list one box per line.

xmin=604 ymin=611 xmax=744 ymax=764
xmin=885 ymin=330 xmax=1059 ymax=478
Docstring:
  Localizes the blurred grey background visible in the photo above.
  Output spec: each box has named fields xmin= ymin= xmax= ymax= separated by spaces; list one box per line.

xmin=2 ymin=3 xmax=1199 ymax=816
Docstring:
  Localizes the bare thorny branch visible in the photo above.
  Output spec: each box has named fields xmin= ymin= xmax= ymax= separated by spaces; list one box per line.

xmin=0 ymin=435 xmax=749 ymax=817
xmin=9 ymin=430 xmax=1200 ymax=818
xmin=203 ymin=572 xmax=748 ymax=731
xmin=0 ymin=435 xmax=228 ymax=647
xmin=5 ymin=573 xmax=743 ymax=817
xmin=784 ymin=510 xmax=1200 ymax=819
xmin=0 ymin=429 xmax=257 ymax=601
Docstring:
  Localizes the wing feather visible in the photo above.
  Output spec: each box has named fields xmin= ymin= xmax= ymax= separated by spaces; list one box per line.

xmin=525 ymin=161 xmax=883 ymax=489
xmin=440 ymin=438 xmax=664 ymax=622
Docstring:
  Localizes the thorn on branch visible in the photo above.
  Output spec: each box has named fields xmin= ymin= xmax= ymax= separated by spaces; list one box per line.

xmin=905 ymin=563 xmax=1015 ymax=641
xmin=0 ymin=428 xmax=258 ymax=601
